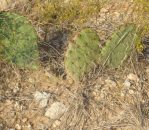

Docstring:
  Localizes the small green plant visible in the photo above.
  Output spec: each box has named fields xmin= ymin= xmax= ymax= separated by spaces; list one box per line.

xmin=0 ymin=12 xmax=39 ymax=69
xmin=130 ymin=0 xmax=149 ymax=53
xmin=134 ymin=0 xmax=149 ymax=35
xmin=100 ymin=24 xmax=137 ymax=68
xmin=65 ymin=28 xmax=101 ymax=81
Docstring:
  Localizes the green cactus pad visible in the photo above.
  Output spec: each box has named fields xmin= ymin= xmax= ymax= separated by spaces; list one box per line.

xmin=0 ymin=12 xmax=39 ymax=69
xmin=100 ymin=24 xmax=137 ymax=68
xmin=65 ymin=28 xmax=101 ymax=81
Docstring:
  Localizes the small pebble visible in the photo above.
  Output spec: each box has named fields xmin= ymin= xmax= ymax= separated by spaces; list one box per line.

xmin=100 ymin=8 xmax=109 ymax=13
xmin=129 ymin=90 xmax=134 ymax=94
xmin=127 ymin=73 xmax=139 ymax=82
xmin=13 ymin=86 xmax=19 ymax=93
xmin=37 ymin=124 xmax=48 ymax=130
xmin=52 ymin=120 xmax=61 ymax=128
xmin=123 ymin=79 xmax=131 ymax=88
xmin=15 ymin=124 xmax=21 ymax=130
xmin=105 ymin=78 xmax=116 ymax=87
xmin=34 ymin=91 xmax=50 ymax=101
xmin=39 ymin=98 xmax=49 ymax=108
xmin=22 ymin=118 xmax=28 ymax=123
xmin=121 ymin=93 xmax=125 ymax=97
xmin=33 ymin=91 xmax=51 ymax=108
xmin=146 ymin=67 xmax=149 ymax=75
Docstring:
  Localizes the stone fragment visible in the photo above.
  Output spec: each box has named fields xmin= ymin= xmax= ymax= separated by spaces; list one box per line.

xmin=45 ymin=102 xmax=68 ymax=119
xmin=127 ymin=73 xmax=139 ymax=82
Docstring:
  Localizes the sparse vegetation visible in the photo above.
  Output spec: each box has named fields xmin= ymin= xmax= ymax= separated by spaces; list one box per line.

xmin=31 ymin=0 xmax=101 ymax=27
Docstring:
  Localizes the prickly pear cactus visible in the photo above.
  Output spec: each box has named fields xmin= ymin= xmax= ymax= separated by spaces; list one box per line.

xmin=100 ymin=24 xmax=137 ymax=68
xmin=65 ymin=28 xmax=101 ymax=81
xmin=0 ymin=12 xmax=39 ymax=69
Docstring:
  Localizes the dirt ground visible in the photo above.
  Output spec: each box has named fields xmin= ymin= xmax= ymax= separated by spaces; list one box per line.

xmin=0 ymin=0 xmax=149 ymax=130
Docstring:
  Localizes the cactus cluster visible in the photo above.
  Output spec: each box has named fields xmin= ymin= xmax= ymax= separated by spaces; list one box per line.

xmin=64 ymin=24 xmax=138 ymax=81
xmin=65 ymin=28 xmax=101 ymax=81
xmin=0 ymin=12 xmax=139 ymax=81
xmin=0 ymin=12 xmax=39 ymax=69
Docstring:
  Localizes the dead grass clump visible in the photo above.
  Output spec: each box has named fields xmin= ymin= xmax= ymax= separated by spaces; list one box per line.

xmin=30 ymin=0 xmax=101 ymax=26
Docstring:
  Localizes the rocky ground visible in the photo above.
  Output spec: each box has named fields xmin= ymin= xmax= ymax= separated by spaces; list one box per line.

xmin=0 ymin=0 xmax=149 ymax=130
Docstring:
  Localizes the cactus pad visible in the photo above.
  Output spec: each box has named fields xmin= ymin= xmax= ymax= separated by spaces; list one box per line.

xmin=65 ymin=28 xmax=101 ymax=81
xmin=0 ymin=12 xmax=39 ymax=69
xmin=100 ymin=24 xmax=137 ymax=68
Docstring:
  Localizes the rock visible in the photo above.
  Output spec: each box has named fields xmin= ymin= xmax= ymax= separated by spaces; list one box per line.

xmin=13 ymin=86 xmax=20 ymax=94
xmin=22 ymin=118 xmax=28 ymax=123
xmin=14 ymin=102 xmax=22 ymax=110
xmin=147 ymin=91 xmax=149 ymax=97
xmin=39 ymin=98 xmax=49 ymax=108
xmin=129 ymin=90 xmax=134 ymax=94
xmin=146 ymin=67 xmax=149 ymax=75
xmin=21 ymin=123 xmax=32 ymax=130
xmin=52 ymin=120 xmax=61 ymax=128
xmin=121 ymin=92 xmax=125 ymax=97
xmin=33 ymin=91 xmax=51 ymax=108
xmin=37 ymin=124 xmax=48 ymax=130
xmin=127 ymin=73 xmax=139 ymax=82
xmin=15 ymin=124 xmax=21 ymax=130
xmin=123 ymin=79 xmax=131 ymax=88
xmin=64 ymin=0 xmax=70 ymax=4
xmin=100 ymin=8 xmax=109 ymax=13
xmin=105 ymin=78 xmax=117 ymax=87
xmin=45 ymin=102 xmax=68 ymax=119
xmin=34 ymin=91 xmax=50 ymax=101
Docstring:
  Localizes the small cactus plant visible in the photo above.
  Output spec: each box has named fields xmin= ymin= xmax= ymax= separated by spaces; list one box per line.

xmin=65 ymin=28 xmax=101 ymax=81
xmin=100 ymin=24 xmax=137 ymax=68
xmin=0 ymin=12 xmax=39 ymax=69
